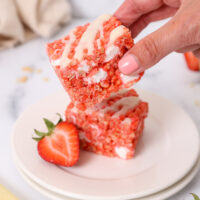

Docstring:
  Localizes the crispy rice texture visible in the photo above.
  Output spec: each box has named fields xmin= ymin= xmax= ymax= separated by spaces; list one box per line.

xmin=65 ymin=89 xmax=148 ymax=159
xmin=47 ymin=15 xmax=143 ymax=107
xmin=47 ymin=15 xmax=148 ymax=159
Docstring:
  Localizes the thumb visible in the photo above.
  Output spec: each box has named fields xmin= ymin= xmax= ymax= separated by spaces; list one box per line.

xmin=118 ymin=19 xmax=183 ymax=75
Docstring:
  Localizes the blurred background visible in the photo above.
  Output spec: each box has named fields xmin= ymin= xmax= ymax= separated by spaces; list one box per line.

xmin=0 ymin=0 xmax=199 ymax=200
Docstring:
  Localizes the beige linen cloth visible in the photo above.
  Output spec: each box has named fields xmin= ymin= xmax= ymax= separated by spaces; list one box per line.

xmin=0 ymin=0 xmax=71 ymax=50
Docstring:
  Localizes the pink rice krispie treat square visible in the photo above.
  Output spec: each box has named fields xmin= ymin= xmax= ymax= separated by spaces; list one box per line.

xmin=65 ymin=89 xmax=148 ymax=159
xmin=47 ymin=14 xmax=143 ymax=108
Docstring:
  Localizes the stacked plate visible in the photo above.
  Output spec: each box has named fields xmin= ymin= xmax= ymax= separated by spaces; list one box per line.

xmin=11 ymin=90 xmax=200 ymax=200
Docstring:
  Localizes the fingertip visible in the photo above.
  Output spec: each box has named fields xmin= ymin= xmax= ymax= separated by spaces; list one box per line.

xmin=118 ymin=53 xmax=141 ymax=75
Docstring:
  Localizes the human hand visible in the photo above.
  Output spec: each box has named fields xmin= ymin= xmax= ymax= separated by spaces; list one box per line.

xmin=114 ymin=0 xmax=200 ymax=75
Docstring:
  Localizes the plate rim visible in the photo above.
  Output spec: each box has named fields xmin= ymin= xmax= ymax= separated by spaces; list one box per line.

xmin=11 ymin=89 xmax=200 ymax=200
xmin=15 ymin=155 xmax=200 ymax=200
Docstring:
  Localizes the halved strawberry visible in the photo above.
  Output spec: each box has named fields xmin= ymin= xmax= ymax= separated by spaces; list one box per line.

xmin=33 ymin=115 xmax=79 ymax=167
xmin=184 ymin=52 xmax=200 ymax=71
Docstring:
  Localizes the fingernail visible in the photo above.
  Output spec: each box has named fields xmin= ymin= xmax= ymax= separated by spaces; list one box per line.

xmin=118 ymin=54 xmax=140 ymax=75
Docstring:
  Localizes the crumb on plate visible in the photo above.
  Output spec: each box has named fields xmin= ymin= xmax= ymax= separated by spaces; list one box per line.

xmin=43 ymin=77 xmax=49 ymax=82
xmin=22 ymin=66 xmax=33 ymax=73
xmin=36 ymin=69 xmax=42 ymax=74
xmin=189 ymin=83 xmax=196 ymax=88
xmin=17 ymin=76 xmax=28 ymax=83
xmin=194 ymin=100 xmax=200 ymax=107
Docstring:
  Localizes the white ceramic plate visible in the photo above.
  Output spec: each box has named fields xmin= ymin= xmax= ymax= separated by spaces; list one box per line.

xmin=11 ymin=90 xmax=200 ymax=200
xmin=15 ymin=156 xmax=200 ymax=200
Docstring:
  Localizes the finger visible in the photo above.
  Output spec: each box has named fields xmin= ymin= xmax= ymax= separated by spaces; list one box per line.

xmin=130 ymin=5 xmax=177 ymax=38
xmin=118 ymin=18 xmax=184 ymax=75
xmin=163 ymin=0 xmax=182 ymax=8
xmin=114 ymin=0 xmax=163 ymax=26
xmin=193 ymin=48 xmax=200 ymax=59
xmin=176 ymin=44 xmax=200 ymax=53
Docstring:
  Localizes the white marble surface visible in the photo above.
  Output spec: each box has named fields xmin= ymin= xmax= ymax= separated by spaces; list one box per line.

xmin=0 ymin=17 xmax=200 ymax=200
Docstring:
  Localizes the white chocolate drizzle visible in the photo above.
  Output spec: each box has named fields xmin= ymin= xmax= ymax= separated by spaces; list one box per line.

xmin=74 ymin=14 xmax=111 ymax=61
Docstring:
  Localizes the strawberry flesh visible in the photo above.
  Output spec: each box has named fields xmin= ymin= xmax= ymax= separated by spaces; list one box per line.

xmin=184 ymin=52 xmax=200 ymax=71
xmin=35 ymin=119 xmax=79 ymax=167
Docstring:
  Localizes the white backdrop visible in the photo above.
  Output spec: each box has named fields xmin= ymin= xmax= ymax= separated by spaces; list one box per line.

xmin=69 ymin=0 xmax=124 ymax=18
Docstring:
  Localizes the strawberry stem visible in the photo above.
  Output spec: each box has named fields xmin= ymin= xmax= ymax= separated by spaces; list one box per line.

xmin=56 ymin=113 xmax=63 ymax=124
xmin=33 ymin=137 xmax=43 ymax=142
xmin=191 ymin=193 xmax=200 ymax=200
xmin=43 ymin=118 xmax=55 ymax=132
xmin=34 ymin=129 xmax=46 ymax=137
xmin=33 ymin=114 xmax=63 ymax=142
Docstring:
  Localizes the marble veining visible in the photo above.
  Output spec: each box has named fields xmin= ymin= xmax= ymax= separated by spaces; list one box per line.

xmin=8 ymin=87 xmax=25 ymax=119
